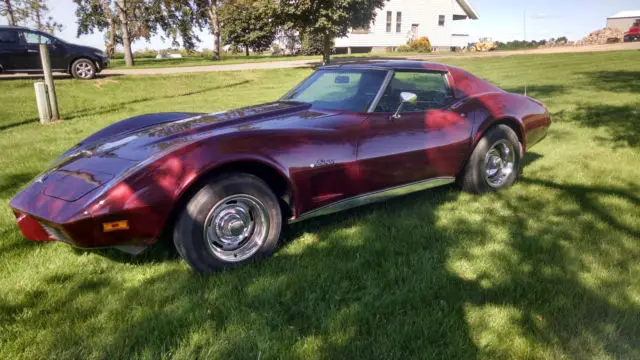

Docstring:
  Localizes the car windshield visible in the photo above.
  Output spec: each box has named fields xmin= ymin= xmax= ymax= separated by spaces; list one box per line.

xmin=282 ymin=69 xmax=388 ymax=112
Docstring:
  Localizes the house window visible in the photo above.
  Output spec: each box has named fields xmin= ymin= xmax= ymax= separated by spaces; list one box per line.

xmin=438 ymin=15 xmax=445 ymax=26
xmin=386 ymin=11 xmax=392 ymax=32
xmin=396 ymin=12 xmax=402 ymax=33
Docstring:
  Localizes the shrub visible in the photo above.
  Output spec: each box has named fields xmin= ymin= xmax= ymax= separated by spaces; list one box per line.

xmin=397 ymin=45 xmax=412 ymax=52
xmin=407 ymin=36 xmax=431 ymax=52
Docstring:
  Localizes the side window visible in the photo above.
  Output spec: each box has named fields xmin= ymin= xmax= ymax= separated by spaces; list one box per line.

xmin=375 ymin=71 xmax=454 ymax=112
xmin=0 ymin=30 xmax=19 ymax=45
xmin=22 ymin=31 xmax=53 ymax=45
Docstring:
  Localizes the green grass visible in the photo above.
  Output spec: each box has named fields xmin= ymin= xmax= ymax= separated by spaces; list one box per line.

xmin=108 ymin=52 xmax=428 ymax=69
xmin=1 ymin=51 xmax=639 ymax=359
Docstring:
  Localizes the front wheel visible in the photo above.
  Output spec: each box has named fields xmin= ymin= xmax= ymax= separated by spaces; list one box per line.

xmin=173 ymin=173 xmax=282 ymax=272
xmin=458 ymin=124 xmax=522 ymax=194
xmin=70 ymin=58 xmax=96 ymax=79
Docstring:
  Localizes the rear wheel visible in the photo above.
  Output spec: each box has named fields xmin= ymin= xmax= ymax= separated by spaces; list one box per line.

xmin=70 ymin=58 xmax=96 ymax=79
xmin=458 ymin=124 xmax=522 ymax=194
xmin=173 ymin=173 xmax=282 ymax=272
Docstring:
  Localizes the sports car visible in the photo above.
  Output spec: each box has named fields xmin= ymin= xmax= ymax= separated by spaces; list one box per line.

xmin=10 ymin=61 xmax=551 ymax=271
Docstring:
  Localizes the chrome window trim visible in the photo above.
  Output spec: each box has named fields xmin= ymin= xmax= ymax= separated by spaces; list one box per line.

xmin=366 ymin=70 xmax=394 ymax=113
xmin=370 ymin=70 xmax=456 ymax=113
xmin=289 ymin=176 xmax=455 ymax=224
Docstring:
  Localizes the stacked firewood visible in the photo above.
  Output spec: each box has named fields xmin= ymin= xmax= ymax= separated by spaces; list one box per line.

xmin=575 ymin=27 xmax=624 ymax=45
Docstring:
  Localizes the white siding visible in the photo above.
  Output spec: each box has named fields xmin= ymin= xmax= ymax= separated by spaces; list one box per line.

xmin=334 ymin=0 xmax=474 ymax=49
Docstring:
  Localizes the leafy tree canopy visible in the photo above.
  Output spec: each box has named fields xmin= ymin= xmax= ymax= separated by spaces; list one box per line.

xmin=221 ymin=0 xmax=278 ymax=55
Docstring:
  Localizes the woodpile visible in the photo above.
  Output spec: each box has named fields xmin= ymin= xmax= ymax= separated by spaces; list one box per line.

xmin=575 ymin=27 xmax=624 ymax=46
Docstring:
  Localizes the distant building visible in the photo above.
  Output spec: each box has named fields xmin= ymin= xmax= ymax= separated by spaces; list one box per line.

xmin=334 ymin=0 xmax=479 ymax=53
xmin=607 ymin=10 xmax=640 ymax=31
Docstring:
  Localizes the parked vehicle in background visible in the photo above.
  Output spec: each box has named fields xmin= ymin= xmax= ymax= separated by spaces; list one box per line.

xmin=623 ymin=20 xmax=640 ymax=42
xmin=0 ymin=26 xmax=108 ymax=79
xmin=10 ymin=61 xmax=551 ymax=272
xmin=468 ymin=37 xmax=497 ymax=52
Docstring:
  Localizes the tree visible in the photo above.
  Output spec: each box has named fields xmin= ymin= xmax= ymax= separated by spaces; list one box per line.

xmin=74 ymin=0 xmax=200 ymax=65
xmin=221 ymin=0 xmax=277 ymax=56
xmin=1 ymin=0 xmax=22 ymax=25
xmin=193 ymin=0 xmax=221 ymax=60
xmin=75 ymin=0 xmax=118 ymax=57
xmin=279 ymin=0 xmax=385 ymax=64
xmin=21 ymin=0 xmax=63 ymax=34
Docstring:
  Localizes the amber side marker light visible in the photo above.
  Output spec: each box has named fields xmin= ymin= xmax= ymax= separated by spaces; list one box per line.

xmin=103 ymin=220 xmax=129 ymax=232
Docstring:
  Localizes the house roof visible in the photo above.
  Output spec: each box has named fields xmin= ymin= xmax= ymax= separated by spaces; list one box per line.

xmin=457 ymin=0 xmax=479 ymax=20
xmin=608 ymin=10 xmax=640 ymax=19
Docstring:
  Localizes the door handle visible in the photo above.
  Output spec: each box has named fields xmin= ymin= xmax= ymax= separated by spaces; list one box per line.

xmin=26 ymin=49 xmax=39 ymax=53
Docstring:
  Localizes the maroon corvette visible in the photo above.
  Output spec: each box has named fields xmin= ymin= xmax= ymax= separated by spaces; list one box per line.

xmin=10 ymin=61 xmax=550 ymax=271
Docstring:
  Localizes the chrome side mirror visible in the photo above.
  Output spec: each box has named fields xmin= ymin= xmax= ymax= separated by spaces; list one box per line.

xmin=392 ymin=92 xmax=417 ymax=119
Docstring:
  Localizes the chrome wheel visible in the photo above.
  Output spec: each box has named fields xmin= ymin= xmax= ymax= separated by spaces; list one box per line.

xmin=484 ymin=139 xmax=515 ymax=188
xmin=203 ymin=194 xmax=270 ymax=262
xmin=74 ymin=61 xmax=94 ymax=79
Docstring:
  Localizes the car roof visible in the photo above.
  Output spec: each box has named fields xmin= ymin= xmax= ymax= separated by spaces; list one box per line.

xmin=319 ymin=60 xmax=452 ymax=72
xmin=0 ymin=25 xmax=37 ymax=31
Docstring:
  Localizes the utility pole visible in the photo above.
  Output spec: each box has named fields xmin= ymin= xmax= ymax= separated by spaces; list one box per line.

xmin=523 ymin=9 xmax=527 ymax=41
xmin=39 ymin=44 xmax=59 ymax=121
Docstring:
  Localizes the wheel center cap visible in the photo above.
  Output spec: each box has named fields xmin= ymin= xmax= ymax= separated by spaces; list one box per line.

xmin=489 ymin=154 xmax=503 ymax=169
xmin=212 ymin=206 xmax=254 ymax=247
xmin=226 ymin=218 xmax=246 ymax=237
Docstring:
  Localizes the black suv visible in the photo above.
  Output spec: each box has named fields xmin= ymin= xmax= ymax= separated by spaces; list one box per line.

xmin=0 ymin=26 xmax=109 ymax=79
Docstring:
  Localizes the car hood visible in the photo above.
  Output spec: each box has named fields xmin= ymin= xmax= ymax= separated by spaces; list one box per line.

xmin=70 ymin=101 xmax=321 ymax=161
xmin=35 ymin=101 xmax=330 ymax=200
xmin=67 ymin=44 xmax=104 ymax=54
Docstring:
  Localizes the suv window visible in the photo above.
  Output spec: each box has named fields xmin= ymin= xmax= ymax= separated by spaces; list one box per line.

xmin=0 ymin=30 xmax=19 ymax=44
xmin=375 ymin=71 xmax=454 ymax=112
xmin=22 ymin=31 xmax=54 ymax=45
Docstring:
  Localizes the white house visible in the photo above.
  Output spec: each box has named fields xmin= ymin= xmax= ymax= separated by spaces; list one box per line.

xmin=334 ymin=0 xmax=479 ymax=52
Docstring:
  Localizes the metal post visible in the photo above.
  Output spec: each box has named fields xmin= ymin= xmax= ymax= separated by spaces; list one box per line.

xmin=39 ymin=44 xmax=59 ymax=121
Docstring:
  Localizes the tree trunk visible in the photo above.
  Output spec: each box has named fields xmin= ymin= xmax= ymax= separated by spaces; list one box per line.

xmin=115 ymin=0 xmax=134 ymax=66
xmin=102 ymin=0 xmax=116 ymax=58
xmin=245 ymin=45 xmax=249 ymax=56
xmin=322 ymin=33 xmax=331 ymax=65
xmin=207 ymin=1 xmax=220 ymax=60
xmin=34 ymin=1 xmax=42 ymax=30
xmin=3 ymin=0 xmax=16 ymax=26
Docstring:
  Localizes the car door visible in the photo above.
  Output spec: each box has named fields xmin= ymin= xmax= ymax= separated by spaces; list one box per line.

xmin=0 ymin=29 xmax=25 ymax=71
xmin=357 ymin=70 xmax=473 ymax=193
xmin=18 ymin=31 xmax=67 ymax=71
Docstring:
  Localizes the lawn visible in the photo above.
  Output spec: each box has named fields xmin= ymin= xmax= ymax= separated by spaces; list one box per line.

xmin=108 ymin=51 xmax=428 ymax=69
xmin=0 ymin=51 xmax=639 ymax=359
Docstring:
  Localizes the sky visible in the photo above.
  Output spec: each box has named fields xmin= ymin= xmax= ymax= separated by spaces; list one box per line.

xmin=1 ymin=0 xmax=639 ymax=50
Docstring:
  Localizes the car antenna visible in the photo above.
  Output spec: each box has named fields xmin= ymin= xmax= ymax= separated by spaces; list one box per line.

xmin=524 ymin=83 xmax=527 ymax=97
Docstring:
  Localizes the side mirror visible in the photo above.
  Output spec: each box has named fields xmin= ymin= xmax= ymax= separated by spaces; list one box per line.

xmin=392 ymin=91 xmax=418 ymax=119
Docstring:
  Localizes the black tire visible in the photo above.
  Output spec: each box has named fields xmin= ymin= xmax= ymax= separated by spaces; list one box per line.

xmin=458 ymin=124 xmax=522 ymax=194
xmin=173 ymin=173 xmax=282 ymax=272
xmin=70 ymin=58 xmax=96 ymax=79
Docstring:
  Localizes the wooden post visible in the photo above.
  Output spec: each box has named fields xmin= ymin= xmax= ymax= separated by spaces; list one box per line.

xmin=39 ymin=44 xmax=59 ymax=121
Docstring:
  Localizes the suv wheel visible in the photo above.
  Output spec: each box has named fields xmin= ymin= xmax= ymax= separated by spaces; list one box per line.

xmin=71 ymin=59 xmax=96 ymax=79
